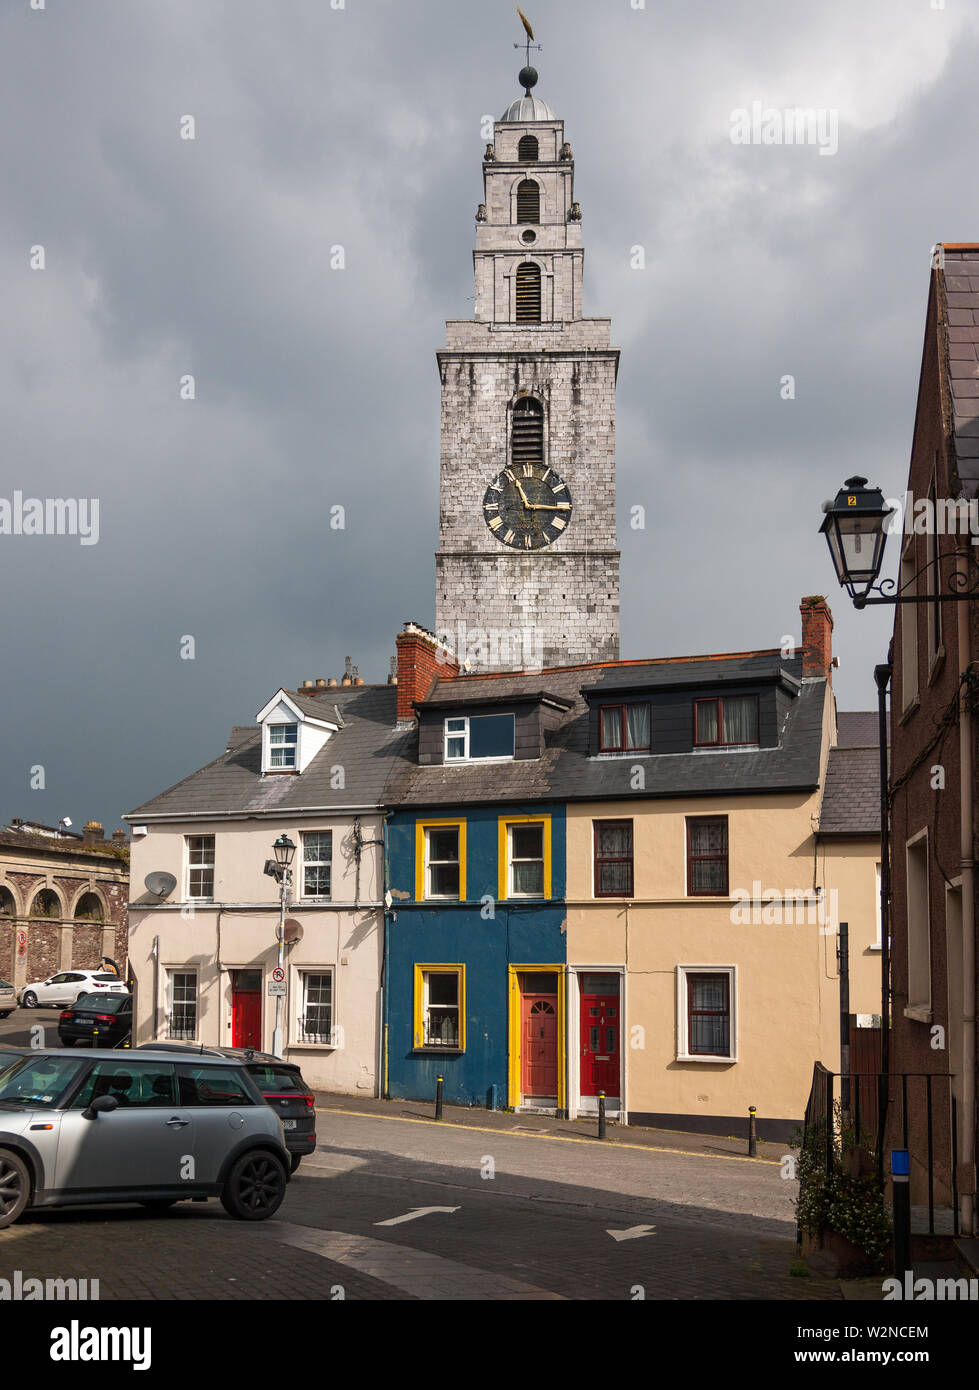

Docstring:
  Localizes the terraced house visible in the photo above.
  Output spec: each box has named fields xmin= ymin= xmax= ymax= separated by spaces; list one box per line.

xmin=383 ymin=605 xmax=883 ymax=1139
xmin=124 ymin=676 xmax=411 ymax=1095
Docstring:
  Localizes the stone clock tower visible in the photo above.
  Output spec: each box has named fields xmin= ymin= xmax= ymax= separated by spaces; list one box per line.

xmin=434 ymin=59 xmax=620 ymax=672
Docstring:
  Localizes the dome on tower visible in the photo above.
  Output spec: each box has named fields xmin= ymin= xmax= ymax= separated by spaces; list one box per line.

xmin=500 ymin=93 xmax=555 ymax=122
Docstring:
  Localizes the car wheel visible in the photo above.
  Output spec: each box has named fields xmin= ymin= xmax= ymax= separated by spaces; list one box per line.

xmin=139 ymin=1199 xmax=178 ymax=1212
xmin=220 ymin=1151 xmax=287 ymax=1222
xmin=0 ymin=1150 xmax=31 ymax=1230
xmin=0 ymin=1012 xmax=10 ymax=1020
xmin=21 ymin=993 xmax=37 ymax=1009
xmin=289 ymin=1154 xmax=303 ymax=1175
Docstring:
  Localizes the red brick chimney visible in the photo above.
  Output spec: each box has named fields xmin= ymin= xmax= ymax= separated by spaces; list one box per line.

xmin=83 ymin=821 xmax=104 ymax=844
xmin=800 ymin=596 xmax=834 ymax=680
xmin=395 ymin=622 xmax=459 ymax=722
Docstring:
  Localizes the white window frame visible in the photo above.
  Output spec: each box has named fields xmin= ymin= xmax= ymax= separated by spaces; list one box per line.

xmin=508 ymin=822 xmax=545 ymax=899
xmin=425 ymin=825 xmax=461 ymax=901
xmin=295 ymin=968 xmax=335 ymax=1047
xmin=301 ymin=830 xmax=333 ymax=901
xmin=265 ymin=722 xmax=299 ymax=771
xmin=676 ymin=965 xmax=738 ymax=1063
xmin=871 ymin=862 xmax=882 ymax=950
xmin=166 ymin=968 xmax=198 ymax=1041
xmin=185 ymin=835 xmax=215 ymax=901
xmin=443 ymin=714 xmax=515 ymax=764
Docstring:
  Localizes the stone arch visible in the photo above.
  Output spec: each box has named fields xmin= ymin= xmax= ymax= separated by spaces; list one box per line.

xmin=29 ymin=886 xmax=64 ymax=920
xmin=510 ymin=175 xmax=544 ymax=225
xmin=0 ymin=883 xmax=21 ymax=919
xmin=72 ymin=888 xmax=106 ymax=921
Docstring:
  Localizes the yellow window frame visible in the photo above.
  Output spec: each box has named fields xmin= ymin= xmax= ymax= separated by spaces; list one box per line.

xmin=415 ymin=819 xmax=467 ymax=902
xmin=498 ymin=815 xmax=552 ymax=902
xmin=412 ymin=964 xmax=466 ymax=1052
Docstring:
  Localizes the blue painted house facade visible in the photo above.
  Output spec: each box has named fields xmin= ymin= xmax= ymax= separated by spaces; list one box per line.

xmin=384 ymin=801 xmax=567 ymax=1112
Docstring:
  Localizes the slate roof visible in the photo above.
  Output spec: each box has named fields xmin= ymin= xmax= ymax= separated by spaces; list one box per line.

xmin=942 ymin=245 xmax=979 ymax=489
xmin=817 ymin=746 xmax=881 ymax=836
xmin=0 ymin=829 xmax=128 ymax=863
xmin=386 ymin=651 xmax=826 ymax=809
xmin=125 ymin=685 xmax=413 ymax=820
xmin=836 ymin=711 xmax=888 ymax=748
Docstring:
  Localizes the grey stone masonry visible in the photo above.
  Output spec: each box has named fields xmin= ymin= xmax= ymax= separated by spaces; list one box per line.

xmin=434 ymin=101 xmax=621 ymax=671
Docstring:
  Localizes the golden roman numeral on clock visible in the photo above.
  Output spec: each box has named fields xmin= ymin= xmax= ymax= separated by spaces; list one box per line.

xmin=524 ymin=534 xmax=533 ymax=548
xmin=551 ymin=482 xmax=566 ymax=493
xmin=551 ymin=516 xmax=566 ymax=531
xmin=489 ymin=516 xmax=503 ymax=531
xmin=503 ymin=529 xmax=515 ymax=544
xmin=485 ymin=501 xmax=499 ymax=512
xmin=504 ymin=468 xmax=516 ymax=483
xmin=523 ymin=463 xmax=534 ymax=477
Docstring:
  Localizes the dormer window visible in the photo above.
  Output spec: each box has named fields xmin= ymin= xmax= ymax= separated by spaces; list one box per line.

xmin=694 ymin=696 xmax=759 ymax=748
xmin=268 ymin=724 xmax=298 ymax=769
xmin=599 ymin=703 xmax=651 ymax=753
xmin=444 ymin=714 xmax=515 ymax=762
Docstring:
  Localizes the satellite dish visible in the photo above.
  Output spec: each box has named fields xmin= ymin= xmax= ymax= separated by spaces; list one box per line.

xmin=144 ymin=871 xmax=177 ymax=899
xmin=283 ymin=919 xmax=304 ymax=944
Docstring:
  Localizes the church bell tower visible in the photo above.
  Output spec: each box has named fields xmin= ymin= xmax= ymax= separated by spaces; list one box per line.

xmin=434 ymin=37 xmax=621 ymax=672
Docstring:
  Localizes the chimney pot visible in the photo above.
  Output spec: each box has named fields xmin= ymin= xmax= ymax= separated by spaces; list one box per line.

xmin=395 ymin=621 xmax=459 ymax=721
xmin=83 ymin=821 xmax=104 ymax=844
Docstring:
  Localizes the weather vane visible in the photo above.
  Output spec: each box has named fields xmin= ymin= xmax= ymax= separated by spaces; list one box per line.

xmin=514 ymin=8 xmax=542 ymax=95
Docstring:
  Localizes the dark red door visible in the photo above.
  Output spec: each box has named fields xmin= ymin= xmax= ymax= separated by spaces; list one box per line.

xmin=232 ymin=969 xmax=262 ymax=1050
xmin=580 ymin=974 xmax=620 ymax=1097
xmin=521 ymin=985 xmax=558 ymax=1098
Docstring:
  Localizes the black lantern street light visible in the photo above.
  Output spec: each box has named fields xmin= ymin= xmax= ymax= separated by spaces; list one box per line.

xmin=819 ymin=477 xmax=895 ymax=606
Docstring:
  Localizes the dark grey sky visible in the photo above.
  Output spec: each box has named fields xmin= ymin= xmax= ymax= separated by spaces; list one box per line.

xmin=2 ymin=0 xmax=976 ymax=834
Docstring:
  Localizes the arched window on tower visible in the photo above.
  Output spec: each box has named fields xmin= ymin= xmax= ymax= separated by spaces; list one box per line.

xmin=516 ymin=179 xmax=540 ymax=223
xmin=518 ymin=135 xmax=539 ymax=162
xmin=515 ymin=262 xmax=542 ymax=322
xmin=511 ymin=397 xmax=544 ymax=465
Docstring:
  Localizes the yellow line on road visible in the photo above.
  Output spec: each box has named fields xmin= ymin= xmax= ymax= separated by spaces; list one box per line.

xmin=314 ymin=1106 xmax=782 ymax=1166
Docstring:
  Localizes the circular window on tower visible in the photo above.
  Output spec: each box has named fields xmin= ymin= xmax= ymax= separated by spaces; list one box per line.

xmin=521 ymin=229 xmax=537 ymax=245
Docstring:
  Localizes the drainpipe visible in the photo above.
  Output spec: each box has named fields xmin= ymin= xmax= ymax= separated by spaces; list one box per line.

xmin=380 ymin=813 xmax=392 ymax=1100
xmin=874 ymin=661 xmax=892 ymax=1182
xmin=957 ymin=577 xmax=976 ymax=1235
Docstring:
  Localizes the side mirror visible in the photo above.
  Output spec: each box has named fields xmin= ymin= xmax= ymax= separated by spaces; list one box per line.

xmin=83 ymin=1094 xmax=119 ymax=1121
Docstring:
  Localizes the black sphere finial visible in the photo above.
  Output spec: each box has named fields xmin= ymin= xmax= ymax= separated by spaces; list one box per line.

xmin=519 ymin=65 xmax=538 ymax=96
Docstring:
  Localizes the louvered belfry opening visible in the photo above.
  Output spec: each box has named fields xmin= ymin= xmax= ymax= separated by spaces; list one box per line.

xmin=515 ymin=262 xmax=542 ymax=322
xmin=516 ymin=178 xmax=540 ymax=223
xmin=518 ymin=135 xmax=539 ymax=162
xmin=511 ymin=397 xmax=544 ymax=465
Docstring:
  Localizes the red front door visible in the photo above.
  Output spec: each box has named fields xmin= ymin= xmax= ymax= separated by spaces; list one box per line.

xmin=521 ymin=978 xmax=558 ymax=1099
xmin=580 ymin=974 xmax=620 ymax=1097
xmin=232 ymin=970 xmax=262 ymax=1050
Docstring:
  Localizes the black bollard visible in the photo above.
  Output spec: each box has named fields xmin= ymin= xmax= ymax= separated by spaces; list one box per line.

xmin=435 ymin=1074 xmax=444 ymax=1122
xmin=748 ymin=1105 xmax=758 ymax=1158
xmin=598 ymin=1091 xmax=606 ymax=1141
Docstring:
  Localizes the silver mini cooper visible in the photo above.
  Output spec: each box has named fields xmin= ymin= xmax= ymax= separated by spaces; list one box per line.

xmin=0 ymin=1049 xmax=291 ymax=1227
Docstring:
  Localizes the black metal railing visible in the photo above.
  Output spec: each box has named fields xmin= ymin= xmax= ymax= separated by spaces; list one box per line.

xmin=800 ymin=1063 xmax=958 ymax=1238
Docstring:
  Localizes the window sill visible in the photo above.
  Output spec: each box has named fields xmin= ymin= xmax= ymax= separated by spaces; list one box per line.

xmin=898 ymin=694 xmax=920 ymax=726
xmin=928 ymin=644 xmax=946 ymax=686
xmin=289 ymin=1042 xmax=338 ymax=1052
xmin=676 ymin=1053 xmax=737 ymax=1065
xmin=411 ymin=1048 xmax=464 ymax=1056
xmin=903 ymin=1004 xmax=933 ymax=1024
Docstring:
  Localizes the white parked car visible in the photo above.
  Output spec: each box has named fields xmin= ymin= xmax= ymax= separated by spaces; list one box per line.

xmin=18 ymin=971 xmax=128 ymax=1010
xmin=0 ymin=980 xmax=15 ymax=1019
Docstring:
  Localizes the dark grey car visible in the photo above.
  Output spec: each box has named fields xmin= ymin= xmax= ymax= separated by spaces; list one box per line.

xmin=0 ymin=1049 xmax=290 ymax=1228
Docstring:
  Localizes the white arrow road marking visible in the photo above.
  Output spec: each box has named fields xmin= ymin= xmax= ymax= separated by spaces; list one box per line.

xmin=374 ymin=1206 xmax=461 ymax=1227
xmin=607 ymin=1224 xmax=656 ymax=1242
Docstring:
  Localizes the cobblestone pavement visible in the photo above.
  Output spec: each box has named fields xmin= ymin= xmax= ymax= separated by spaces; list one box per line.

xmin=0 ymin=1106 xmax=853 ymax=1301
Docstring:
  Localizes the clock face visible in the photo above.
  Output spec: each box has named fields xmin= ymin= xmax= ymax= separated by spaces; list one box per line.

xmin=482 ymin=462 xmax=573 ymax=550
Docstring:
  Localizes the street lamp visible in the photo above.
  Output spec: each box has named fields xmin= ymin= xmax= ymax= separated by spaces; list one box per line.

xmin=265 ymin=835 xmax=295 ymax=1057
xmin=819 ymin=476 xmax=894 ymax=605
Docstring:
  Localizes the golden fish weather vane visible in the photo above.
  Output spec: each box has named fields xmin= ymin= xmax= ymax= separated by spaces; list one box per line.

xmin=514 ymin=7 xmax=542 ymax=89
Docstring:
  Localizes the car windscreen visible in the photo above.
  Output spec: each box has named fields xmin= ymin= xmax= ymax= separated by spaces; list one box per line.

xmin=246 ymin=1064 xmax=308 ymax=1094
xmin=72 ymin=994 xmax=130 ymax=1014
xmin=0 ymin=1056 xmax=88 ymax=1108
